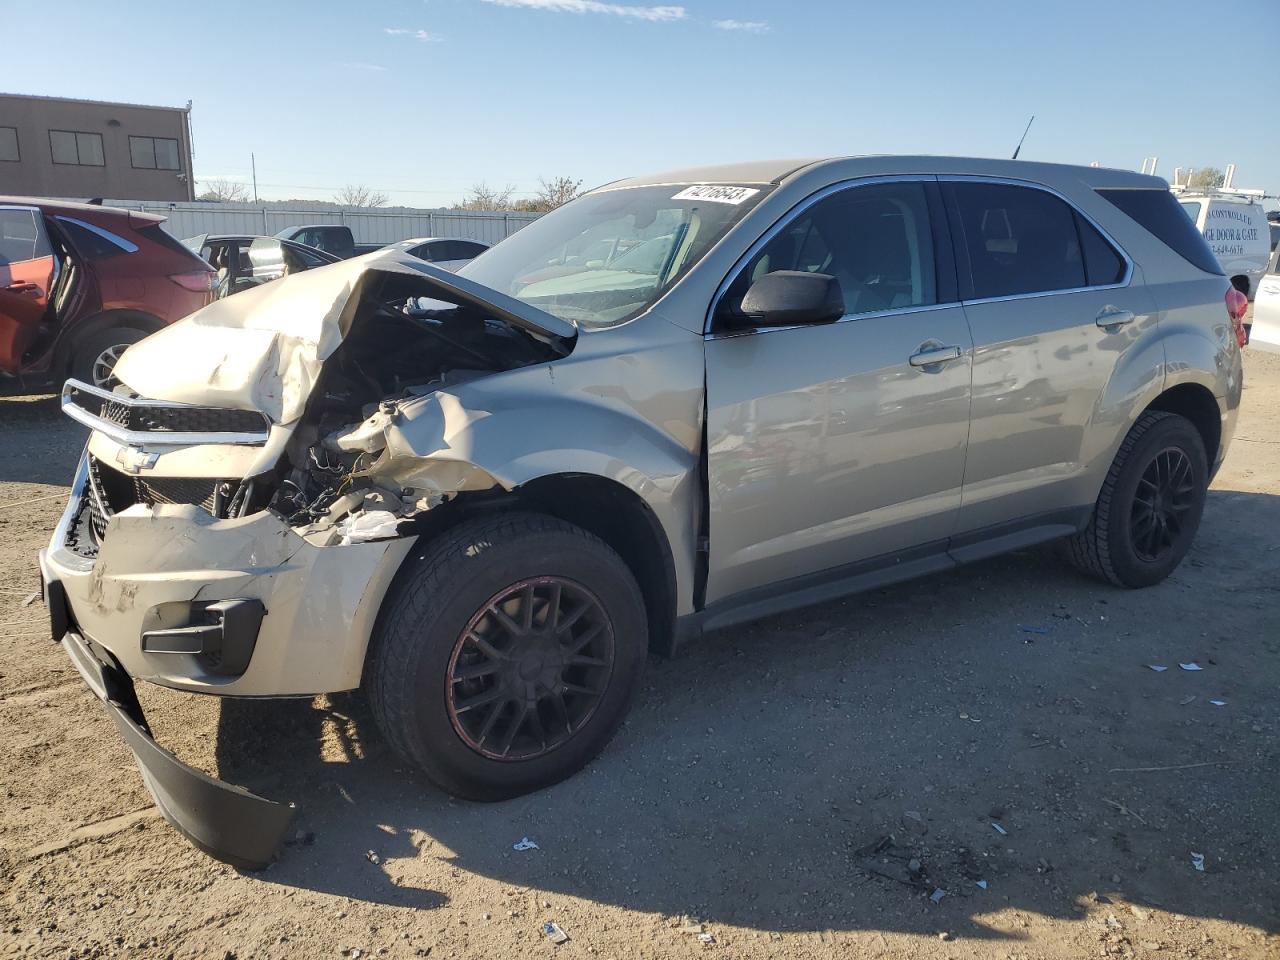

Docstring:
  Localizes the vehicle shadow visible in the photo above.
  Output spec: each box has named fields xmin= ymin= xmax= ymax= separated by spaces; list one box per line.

xmin=0 ymin=393 xmax=82 ymax=486
xmin=212 ymin=488 xmax=1280 ymax=938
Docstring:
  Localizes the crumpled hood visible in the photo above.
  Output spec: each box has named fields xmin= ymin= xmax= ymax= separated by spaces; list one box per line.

xmin=113 ymin=251 xmax=574 ymax=425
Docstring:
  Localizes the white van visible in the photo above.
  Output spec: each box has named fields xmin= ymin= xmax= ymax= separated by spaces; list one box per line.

xmin=1177 ymin=192 xmax=1271 ymax=298
xmin=1249 ymin=246 xmax=1280 ymax=352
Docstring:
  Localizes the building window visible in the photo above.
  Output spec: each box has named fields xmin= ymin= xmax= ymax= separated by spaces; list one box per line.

xmin=49 ymin=129 xmax=105 ymax=166
xmin=129 ymin=135 xmax=180 ymax=171
xmin=0 ymin=127 xmax=18 ymax=162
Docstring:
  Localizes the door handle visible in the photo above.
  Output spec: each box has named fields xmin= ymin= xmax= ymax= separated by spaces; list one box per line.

xmin=3 ymin=281 xmax=42 ymax=298
xmin=1096 ymin=306 xmax=1135 ymax=328
xmin=909 ymin=345 xmax=962 ymax=367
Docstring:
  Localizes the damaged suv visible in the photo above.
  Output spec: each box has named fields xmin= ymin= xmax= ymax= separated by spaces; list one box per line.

xmin=41 ymin=158 xmax=1242 ymax=868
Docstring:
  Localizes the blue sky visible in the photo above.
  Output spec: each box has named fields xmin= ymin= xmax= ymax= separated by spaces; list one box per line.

xmin=3 ymin=0 xmax=1276 ymax=206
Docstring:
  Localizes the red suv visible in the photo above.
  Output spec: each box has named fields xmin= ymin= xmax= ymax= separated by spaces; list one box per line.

xmin=0 ymin=198 xmax=214 ymax=388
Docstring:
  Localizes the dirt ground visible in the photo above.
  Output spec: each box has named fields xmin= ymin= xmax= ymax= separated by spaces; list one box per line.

xmin=1 ymin=352 xmax=1278 ymax=960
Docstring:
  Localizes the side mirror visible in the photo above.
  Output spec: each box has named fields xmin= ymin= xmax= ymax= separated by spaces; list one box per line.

xmin=734 ymin=271 xmax=845 ymax=327
xmin=247 ymin=238 xmax=287 ymax=280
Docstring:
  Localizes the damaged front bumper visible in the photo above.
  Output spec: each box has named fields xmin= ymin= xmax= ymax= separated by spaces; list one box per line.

xmin=53 ymin=620 xmax=294 ymax=870
xmin=44 ymin=453 xmax=416 ymax=696
xmin=39 ymin=453 xmax=418 ymax=866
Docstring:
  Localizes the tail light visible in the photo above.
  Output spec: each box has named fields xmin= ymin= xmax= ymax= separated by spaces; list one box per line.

xmin=1226 ymin=288 xmax=1248 ymax=347
xmin=169 ymin=271 xmax=216 ymax=293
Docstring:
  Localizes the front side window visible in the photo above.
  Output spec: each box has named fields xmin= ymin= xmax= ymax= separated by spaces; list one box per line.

xmin=0 ymin=127 xmax=18 ymax=163
xmin=723 ymin=180 xmax=937 ymax=318
xmin=49 ymin=130 xmax=104 ymax=166
xmin=422 ymin=240 xmax=458 ymax=262
xmin=129 ymin=136 xmax=181 ymax=170
xmin=948 ymin=182 xmax=1088 ymax=299
xmin=460 ymin=183 xmax=772 ymax=328
xmin=1179 ymin=200 xmax=1203 ymax=224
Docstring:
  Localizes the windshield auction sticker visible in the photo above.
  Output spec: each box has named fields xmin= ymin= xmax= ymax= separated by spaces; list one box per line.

xmin=671 ymin=185 xmax=761 ymax=205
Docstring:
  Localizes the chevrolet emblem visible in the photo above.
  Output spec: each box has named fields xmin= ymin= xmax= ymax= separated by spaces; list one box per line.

xmin=116 ymin=446 xmax=160 ymax=474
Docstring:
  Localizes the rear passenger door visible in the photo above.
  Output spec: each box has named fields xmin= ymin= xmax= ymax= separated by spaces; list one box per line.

xmin=942 ymin=179 xmax=1154 ymax=539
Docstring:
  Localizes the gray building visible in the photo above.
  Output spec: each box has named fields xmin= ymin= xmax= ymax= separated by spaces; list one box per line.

xmin=0 ymin=93 xmax=195 ymax=201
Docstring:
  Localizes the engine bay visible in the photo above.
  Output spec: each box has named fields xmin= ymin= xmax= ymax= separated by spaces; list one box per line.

xmin=265 ymin=273 xmax=567 ymax=539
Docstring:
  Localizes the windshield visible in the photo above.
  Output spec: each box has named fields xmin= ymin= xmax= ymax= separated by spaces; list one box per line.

xmin=459 ymin=184 xmax=771 ymax=327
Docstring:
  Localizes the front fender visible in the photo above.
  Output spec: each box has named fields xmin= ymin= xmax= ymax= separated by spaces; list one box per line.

xmin=377 ymin=333 xmax=705 ymax=614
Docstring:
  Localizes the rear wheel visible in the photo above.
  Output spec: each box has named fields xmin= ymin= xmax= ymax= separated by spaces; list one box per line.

xmin=70 ymin=326 xmax=148 ymax=389
xmin=1065 ymin=411 xmax=1208 ymax=587
xmin=367 ymin=512 xmax=647 ymax=800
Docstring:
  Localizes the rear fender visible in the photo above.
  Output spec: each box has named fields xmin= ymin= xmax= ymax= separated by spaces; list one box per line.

xmin=50 ymin=309 xmax=167 ymax=378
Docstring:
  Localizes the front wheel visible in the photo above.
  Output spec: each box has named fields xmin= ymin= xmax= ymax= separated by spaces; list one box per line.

xmin=1065 ymin=411 xmax=1208 ymax=588
xmin=366 ymin=512 xmax=647 ymax=800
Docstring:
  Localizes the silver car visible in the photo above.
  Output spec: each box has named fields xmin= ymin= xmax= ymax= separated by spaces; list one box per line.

xmin=41 ymin=157 xmax=1243 ymax=867
xmin=382 ymin=236 xmax=490 ymax=271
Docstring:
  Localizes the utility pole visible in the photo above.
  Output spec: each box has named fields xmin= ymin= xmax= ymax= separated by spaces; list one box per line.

xmin=251 ymin=153 xmax=259 ymax=203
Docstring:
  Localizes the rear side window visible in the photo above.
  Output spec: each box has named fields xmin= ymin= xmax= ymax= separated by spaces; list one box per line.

xmin=1097 ymin=188 xmax=1223 ymax=276
xmin=947 ymin=182 xmax=1087 ymax=299
xmin=53 ymin=217 xmax=136 ymax=260
xmin=137 ymin=224 xmax=208 ymax=264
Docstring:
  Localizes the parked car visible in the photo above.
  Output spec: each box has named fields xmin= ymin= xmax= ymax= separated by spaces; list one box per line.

xmin=1268 ymin=210 xmax=1279 ymax=252
xmin=184 ymin=234 xmax=342 ymax=299
xmin=1176 ymin=191 xmax=1271 ymax=298
xmin=274 ymin=224 xmax=381 ymax=259
xmin=0 ymin=198 xmax=213 ymax=388
xmin=1249 ymin=246 xmax=1280 ymax=353
xmin=382 ymin=237 xmax=489 ymax=271
xmin=42 ymin=157 xmax=1243 ymax=868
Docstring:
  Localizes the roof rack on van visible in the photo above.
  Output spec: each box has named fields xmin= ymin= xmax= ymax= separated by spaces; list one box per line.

xmin=1166 ymin=163 xmax=1273 ymax=200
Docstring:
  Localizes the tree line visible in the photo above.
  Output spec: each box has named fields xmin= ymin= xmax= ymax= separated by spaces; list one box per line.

xmin=196 ymin=176 xmax=583 ymax=212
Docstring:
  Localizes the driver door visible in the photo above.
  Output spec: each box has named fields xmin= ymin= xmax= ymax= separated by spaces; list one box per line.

xmin=703 ymin=179 xmax=974 ymax=604
xmin=0 ymin=206 xmax=56 ymax=374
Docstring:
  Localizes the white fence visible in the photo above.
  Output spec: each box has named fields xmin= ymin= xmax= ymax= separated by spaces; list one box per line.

xmin=100 ymin=200 xmax=542 ymax=246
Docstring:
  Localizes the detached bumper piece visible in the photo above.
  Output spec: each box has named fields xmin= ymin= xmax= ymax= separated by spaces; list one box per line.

xmin=60 ymin=628 xmax=294 ymax=870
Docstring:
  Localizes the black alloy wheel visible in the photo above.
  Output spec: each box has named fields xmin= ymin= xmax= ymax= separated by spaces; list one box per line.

xmin=446 ymin=576 xmax=616 ymax=761
xmin=1129 ymin=447 xmax=1197 ymax=562
xmin=366 ymin=512 xmax=647 ymax=800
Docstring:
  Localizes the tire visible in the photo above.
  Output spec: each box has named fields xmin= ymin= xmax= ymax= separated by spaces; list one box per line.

xmin=1065 ymin=411 xmax=1208 ymax=588
xmin=366 ymin=511 xmax=647 ymax=801
xmin=70 ymin=326 xmax=148 ymax=389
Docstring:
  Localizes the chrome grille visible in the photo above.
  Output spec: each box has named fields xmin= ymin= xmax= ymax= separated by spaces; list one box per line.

xmin=62 ymin=379 xmax=271 ymax=447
